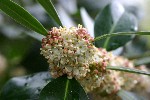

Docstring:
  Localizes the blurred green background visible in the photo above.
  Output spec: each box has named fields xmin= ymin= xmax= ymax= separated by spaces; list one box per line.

xmin=0 ymin=0 xmax=150 ymax=90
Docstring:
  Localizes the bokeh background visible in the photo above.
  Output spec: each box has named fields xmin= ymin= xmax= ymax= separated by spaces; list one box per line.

xmin=0 ymin=0 xmax=150 ymax=90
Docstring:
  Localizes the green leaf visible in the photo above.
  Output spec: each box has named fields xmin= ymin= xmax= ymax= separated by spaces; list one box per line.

xmin=0 ymin=72 xmax=52 ymax=100
xmin=0 ymin=0 xmax=47 ymax=36
xmin=117 ymin=90 xmax=146 ymax=100
xmin=94 ymin=1 xmax=137 ymax=51
xmin=106 ymin=66 xmax=150 ymax=76
xmin=40 ymin=75 xmax=89 ymax=100
xmin=94 ymin=31 xmax=150 ymax=41
xmin=37 ymin=0 xmax=63 ymax=26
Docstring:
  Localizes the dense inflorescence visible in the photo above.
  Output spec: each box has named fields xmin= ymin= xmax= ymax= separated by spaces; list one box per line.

xmin=41 ymin=25 xmax=95 ymax=79
xmin=41 ymin=25 xmax=107 ymax=79
xmin=40 ymin=25 xmax=150 ymax=97
xmin=89 ymin=55 xmax=136 ymax=98
xmin=40 ymin=25 xmax=109 ymax=92
xmin=90 ymin=55 xmax=150 ymax=100
xmin=131 ymin=65 xmax=150 ymax=98
xmin=77 ymin=48 xmax=111 ymax=92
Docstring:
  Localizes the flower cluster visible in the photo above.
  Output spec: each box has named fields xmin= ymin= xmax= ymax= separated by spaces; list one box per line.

xmin=40 ymin=25 xmax=108 ymax=83
xmin=89 ymin=55 xmax=136 ymax=97
xmin=130 ymin=65 xmax=150 ymax=98
xmin=90 ymin=55 xmax=150 ymax=100
xmin=78 ymin=48 xmax=111 ymax=92
xmin=108 ymin=56 xmax=137 ymax=91
xmin=40 ymin=25 xmax=150 ymax=98
xmin=108 ymin=56 xmax=150 ymax=92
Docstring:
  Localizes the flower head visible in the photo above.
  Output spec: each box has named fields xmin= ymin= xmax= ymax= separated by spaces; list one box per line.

xmin=40 ymin=25 xmax=108 ymax=81
xmin=41 ymin=25 xmax=149 ymax=95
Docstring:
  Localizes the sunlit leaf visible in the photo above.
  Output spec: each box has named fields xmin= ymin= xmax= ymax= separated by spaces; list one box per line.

xmin=106 ymin=66 xmax=150 ymax=76
xmin=0 ymin=0 xmax=47 ymax=35
xmin=37 ymin=0 xmax=63 ymax=26
xmin=0 ymin=72 xmax=52 ymax=100
xmin=40 ymin=75 xmax=89 ymax=100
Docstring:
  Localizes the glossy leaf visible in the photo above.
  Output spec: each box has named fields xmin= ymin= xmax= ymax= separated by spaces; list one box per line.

xmin=0 ymin=72 xmax=52 ymax=100
xmin=106 ymin=66 xmax=150 ymax=76
xmin=37 ymin=0 xmax=63 ymax=26
xmin=94 ymin=1 xmax=137 ymax=51
xmin=40 ymin=75 xmax=89 ymax=100
xmin=0 ymin=0 xmax=47 ymax=35
xmin=117 ymin=90 xmax=146 ymax=100
xmin=94 ymin=31 xmax=150 ymax=41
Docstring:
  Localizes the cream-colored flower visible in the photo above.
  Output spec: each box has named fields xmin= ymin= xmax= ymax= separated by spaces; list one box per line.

xmin=40 ymin=25 xmax=107 ymax=81
xmin=40 ymin=25 xmax=150 ymax=98
xmin=89 ymin=53 xmax=149 ymax=99
xmin=78 ymin=48 xmax=110 ymax=92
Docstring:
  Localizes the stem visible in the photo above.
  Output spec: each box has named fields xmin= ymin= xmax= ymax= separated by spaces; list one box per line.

xmin=106 ymin=66 xmax=150 ymax=76
xmin=94 ymin=31 xmax=150 ymax=41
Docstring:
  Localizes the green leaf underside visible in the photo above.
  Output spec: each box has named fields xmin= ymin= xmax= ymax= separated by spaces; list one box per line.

xmin=0 ymin=0 xmax=47 ymax=36
xmin=37 ymin=0 xmax=63 ymax=27
xmin=94 ymin=2 xmax=137 ymax=51
xmin=117 ymin=90 xmax=146 ymax=100
xmin=94 ymin=31 xmax=150 ymax=41
xmin=106 ymin=66 xmax=150 ymax=76
xmin=40 ymin=75 xmax=89 ymax=100
xmin=0 ymin=72 xmax=52 ymax=100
